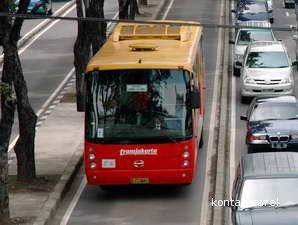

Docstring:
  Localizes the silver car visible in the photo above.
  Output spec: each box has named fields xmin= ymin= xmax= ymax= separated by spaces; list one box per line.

xmin=240 ymin=41 xmax=295 ymax=103
xmin=232 ymin=21 xmax=275 ymax=76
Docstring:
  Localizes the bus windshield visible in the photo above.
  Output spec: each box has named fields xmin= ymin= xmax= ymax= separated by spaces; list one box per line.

xmin=86 ymin=69 xmax=193 ymax=144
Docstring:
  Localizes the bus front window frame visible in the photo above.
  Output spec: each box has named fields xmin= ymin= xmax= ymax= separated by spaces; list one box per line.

xmin=85 ymin=68 xmax=194 ymax=144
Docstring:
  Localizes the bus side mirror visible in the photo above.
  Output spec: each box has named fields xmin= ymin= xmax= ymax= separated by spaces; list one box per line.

xmin=190 ymin=89 xmax=200 ymax=109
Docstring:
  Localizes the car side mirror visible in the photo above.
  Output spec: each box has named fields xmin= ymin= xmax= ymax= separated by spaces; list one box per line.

xmin=231 ymin=9 xmax=236 ymax=13
xmin=190 ymin=88 xmax=200 ymax=109
xmin=292 ymin=61 xmax=298 ymax=66
xmin=240 ymin=115 xmax=247 ymax=121
xmin=229 ymin=40 xmax=235 ymax=44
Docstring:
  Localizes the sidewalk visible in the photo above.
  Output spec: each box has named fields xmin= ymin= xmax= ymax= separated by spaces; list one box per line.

xmin=8 ymin=1 xmax=168 ymax=225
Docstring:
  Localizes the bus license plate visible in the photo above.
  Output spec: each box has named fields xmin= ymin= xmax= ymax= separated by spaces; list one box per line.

xmin=271 ymin=143 xmax=287 ymax=149
xmin=131 ymin=178 xmax=149 ymax=184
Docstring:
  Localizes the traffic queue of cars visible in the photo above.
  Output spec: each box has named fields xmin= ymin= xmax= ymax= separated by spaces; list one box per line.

xmin=230 ymin=1 xmax=298 ymax=225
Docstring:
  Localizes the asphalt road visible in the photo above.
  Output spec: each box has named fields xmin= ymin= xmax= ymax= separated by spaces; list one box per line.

xmin=48 ymin=0 xmax=225 ymax=225
xmin=6 ymin=0 xmax=118 ymax=147
xmin=230 ymin=0 xmax=298 ymax=194
xmin=21 ymin=0 xmax=74 ymax=37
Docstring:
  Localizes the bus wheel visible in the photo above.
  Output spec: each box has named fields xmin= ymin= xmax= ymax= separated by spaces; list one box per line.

xmin=199 ymin=131 xmax=204 ymax=148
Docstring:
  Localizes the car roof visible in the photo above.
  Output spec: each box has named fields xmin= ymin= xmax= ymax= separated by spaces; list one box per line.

xmin=241 ymin=152 xmax=298 ymax=178
xmin=238 ymin=20 xmax=271 ymax=29
xmin=248 ymin=41 xmax=285 ymax=52
xmin=255 ymin=95 xmax=297 ymax=104
xmin=241 ymin=152 xmax=298 ymax=179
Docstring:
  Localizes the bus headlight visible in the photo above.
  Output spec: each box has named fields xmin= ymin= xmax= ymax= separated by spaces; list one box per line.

xmin=90 ymin=162 xmax=97 ymax=169
xmin=182 ymin=152 xmax=190 ymax=158
xmin=89 ymin=153 xmax=95 ymax=160
xmin=183 ymin=160 xmax=190 ymax=167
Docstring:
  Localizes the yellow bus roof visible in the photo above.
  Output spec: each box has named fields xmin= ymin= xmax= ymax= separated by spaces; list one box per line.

xmin=86 ymin=21 xmax=202 ymax=72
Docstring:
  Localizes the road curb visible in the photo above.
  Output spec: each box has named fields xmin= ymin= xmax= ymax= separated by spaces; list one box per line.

xmin=33 ymin=143 xmax=83 ymax=225
xmin=212 ymin=0 xmax=230 ymax=224
xmin=31 ymin=1 xmax=170 ymax=225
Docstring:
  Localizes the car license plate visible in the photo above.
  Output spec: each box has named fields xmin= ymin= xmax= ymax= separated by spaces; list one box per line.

xmin=271 ymin=143 xmax=287 ymax=149
xmin=263 ymin=89 xmax=274 ymax=92
xmin=131 ymin=178 xmax=149 ymax=184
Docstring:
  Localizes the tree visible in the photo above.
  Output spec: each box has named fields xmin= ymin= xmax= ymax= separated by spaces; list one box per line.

xmin=118 ymin=0 xmax=139 ymax=19
xmin=0 ymin=0 xmax=38 ymax=223
xmin=74 ymin=0 xmax=107 ymax=112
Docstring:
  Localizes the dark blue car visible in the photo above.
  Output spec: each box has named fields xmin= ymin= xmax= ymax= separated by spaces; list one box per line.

xmin=234 ymin=2 xmax=273 ymax=24
xmin=240 ymin=96 xmax=298 ymax=153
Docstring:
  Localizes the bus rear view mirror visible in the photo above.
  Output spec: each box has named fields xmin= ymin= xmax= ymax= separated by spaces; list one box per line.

xmin=190 ymin=89 xmax=200 ymax=109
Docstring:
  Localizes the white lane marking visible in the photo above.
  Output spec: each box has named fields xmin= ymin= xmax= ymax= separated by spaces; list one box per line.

xmin=286 ymin=11 xmax=290 ymax=17
xmin=18 ymin=5 xmax=76 ymax=55
xmin=8 ymin=68 xmax=75 ymax=152
xmin=0 ymin=1 xmax=75 ymax=61
xmin=199 ymin=0 xmax=225 ymax=223
xmin=58 ymin=4 xmax=175 ymax=225
xmin=162 ymin=0 xmax=175 ymax=20
xmin=60 ymin=178 xmax=87 ymax=225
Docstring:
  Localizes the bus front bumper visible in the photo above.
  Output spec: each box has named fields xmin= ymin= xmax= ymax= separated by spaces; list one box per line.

xmin=86 ymin=169 xmax=194 ymax=185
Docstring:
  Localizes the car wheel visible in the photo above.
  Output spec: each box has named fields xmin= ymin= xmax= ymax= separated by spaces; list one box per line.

xmin=284 ymin=2 xmax=289 ymax=8
xmin=233 ymin=67 xmax=240 ymax=76
xmin=47 ymin=9 xmax=52 ymax=15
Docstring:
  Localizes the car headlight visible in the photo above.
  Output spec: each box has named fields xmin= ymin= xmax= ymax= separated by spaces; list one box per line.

xmin=234 ymin=54 xmax=242 ymax=61
xmin=280 ymin=77 xmax=291 ymax=84
xmin=244 ymin=77 xmax=255 ymax=84
xmin=252 ymin=134 xmax=267 ymax=140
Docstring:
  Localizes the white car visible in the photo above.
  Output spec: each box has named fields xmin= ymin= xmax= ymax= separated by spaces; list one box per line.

xmin=232 ymin=21 xmax=275 ymax=76
xmin=240 ymin=41 xmax=295 ymax=103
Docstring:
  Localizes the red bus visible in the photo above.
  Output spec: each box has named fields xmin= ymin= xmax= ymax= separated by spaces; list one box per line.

xmin=84 ymin=21 xmax=205 ymax=185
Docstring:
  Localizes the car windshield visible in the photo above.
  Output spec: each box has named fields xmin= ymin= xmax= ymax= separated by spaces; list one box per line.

xmin=85 ymin=69 xmax=193 ymax=144
xmin=240 ymin=3 xmax=266 ymax=14
xmin=250 ymin=102 xmax=298 ymax=121
xmin=246 ymin=51 xmax=289 ymax=68
xmin=240 ymin=178 xmax=298 ymax=209
xmin=237 ymin=30 xmax=274 ymax=45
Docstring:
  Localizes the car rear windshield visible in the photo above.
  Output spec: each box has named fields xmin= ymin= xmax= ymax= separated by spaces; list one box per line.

xmin=240 ymin=178 xmax=298 ymax=209
xmin=246 ymin=51 xmax=289 ymax=68
xmin=250 ymin=102 xmax=298 ymax=121
xmin=237 ymin=30 xmax=274 ymax=45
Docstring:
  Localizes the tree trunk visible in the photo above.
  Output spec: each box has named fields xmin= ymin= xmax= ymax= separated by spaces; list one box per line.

xmin=74 ymin=0 xmax=91 ymax=112
xmin=87 ymin=0 xmax=106 ymax=55
xmin=13 ymin=50 xmax=37 ymax=181
xmin=0 ymin=50 xmax=17 ymax=225
xmin=118 ymin=0 xmax=138 ymax=19
xmin=74 ymin=0 xmax=107 ymax=112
